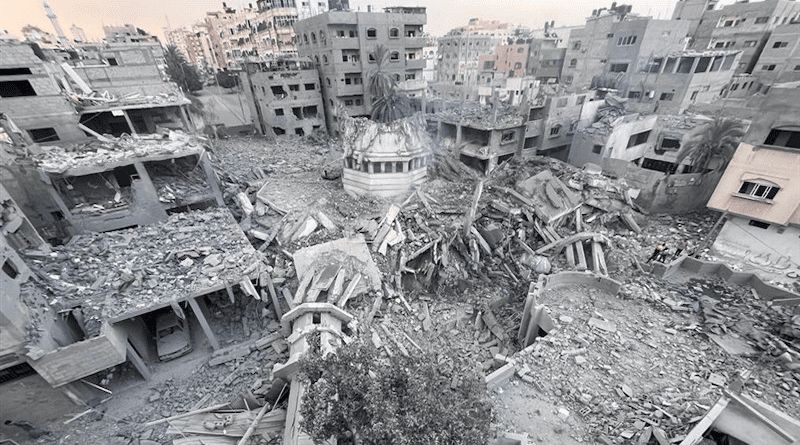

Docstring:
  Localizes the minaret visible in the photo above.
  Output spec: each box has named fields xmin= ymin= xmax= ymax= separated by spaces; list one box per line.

xmin=44 ymin=2 xmax=69 ymax=45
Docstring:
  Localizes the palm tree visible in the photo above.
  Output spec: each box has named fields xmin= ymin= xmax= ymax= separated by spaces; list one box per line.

xmin=673 ymin=116 xmax=746 ymax=174
xmin=164 ymin=45 xmax=203 ymax=93
xmin=367 ymin=44 xmax=410 ymax=123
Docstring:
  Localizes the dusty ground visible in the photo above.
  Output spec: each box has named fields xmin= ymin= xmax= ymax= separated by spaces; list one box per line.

xmin=1 ymin=134 xmax=798 ymax=445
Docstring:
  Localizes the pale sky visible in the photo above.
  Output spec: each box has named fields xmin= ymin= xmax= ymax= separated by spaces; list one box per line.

xmin=1 ymin=0 xmax=702 ymax=42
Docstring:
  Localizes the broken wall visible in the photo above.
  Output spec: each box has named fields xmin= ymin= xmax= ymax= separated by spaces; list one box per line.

xmin=712 ymin=215 xmax=800 ymax=270
xmin=0 ymin=42 xmax=85 ymax=143
xmin=620 ymin=164 xmax=723 ymax=214
xmin=0 ymin=234 xmax=32 ymax=370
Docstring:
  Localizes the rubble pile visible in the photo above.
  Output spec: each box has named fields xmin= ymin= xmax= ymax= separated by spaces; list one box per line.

xmin=68 ymin=89 xmax=187 ymax=109
xmin=23 ymin=207 xmax=263 ymax=335
xmin=430 ymin=102 xmax=526 ymax=128
xmin=581 ymin=95 xmax=630 ymax=135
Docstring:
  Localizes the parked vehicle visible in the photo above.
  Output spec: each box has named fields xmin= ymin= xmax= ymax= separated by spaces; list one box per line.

xmin=155 ymin=311 xmax=192 ymax=361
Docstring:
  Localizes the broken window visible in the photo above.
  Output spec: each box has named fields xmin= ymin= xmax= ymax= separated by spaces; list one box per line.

xmin=0 ymin=67 xmax=33 ymax=75
xmin=271 ymin=85 xmax=287 ymax=98
xmin=628 ymin=91 xmax=642 ymax=99
xmin=677 ymin=57 xmax=694 ymax=73
xmin=592 ymin=144 xmax=603 ymax=154
xmin=569 ymin=59 xmax=577 ymax=67
xmin=0 ymin=80 xmax=36 ymax=97
xmin=2 ymin=259 xmax=19 ymax=279
xmin=144 ymin=155 xmax=211 ymax=207
xmin=626 ymin=130 xmax=651 ymax=148
xmin=695 ymin=57 xmax=711 ymax=73
xmin=289 ymin=84 xmax=300 ymax=91
xmin=501 ymin=130 xmax=516 ymax=143
xmin=304 ymin=83 xmax=315 ymax=90
xmin=275 ymin=108 xmax=284 ymax=116
xmin=292 ymin=107 xmax=302 ymax=119
xmin=660 ymin=137 xmax=681 ymax=150
xmin=764 ymin=129 xmax=800 ymax=148
xmin=27 ymin=127 xmax=59 ymax=143
xmin=302 ymin=105 xmax=317 ymax=118
xmin=609 ymin=63 xmax=628 ymax=73
xmin=295 ymin=128 xmax=304 ymax=136
xmin=390 ymin=51 xmax=400 ymax=61
xmin=748 ymin=219 xmax=770 ymax=229
xmin=273 ymin=126 xmax=286 ymax=135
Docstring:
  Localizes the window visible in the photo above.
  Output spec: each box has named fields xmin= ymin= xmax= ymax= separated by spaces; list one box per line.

xmin=390 ymin=51 xmax=399 ymax=61
xmin=275 ymin=108 xmax=284 ymax=116
xmin=731 ymin=83 xmax=740 ymax=91
xmin=389 ymin=28 xmax=399 ymax=38
xmin=626 ymin=130 xmax=650 ymax=148
xmin=326 ymin=77 xmax=331 ymax=86
xmin=610 ymin=63 xmax=628 ymax=73
xmin=576 ymin=95 xmax=585 ymax=105
xmin=305 ymin=83 xmax=315 ymax=90
xmin=695 ymin=57 xmax=711 ymax=73
xmin=645 ymin=58 xmax=663 ymax=73
xmin=501 ymin=130 xmax=516 ymax=143
xmin=748 ymin=219 xmax=770 ymax=229
xmin=303 ymin=33 xmax=308 ymax=43
xmin=572 ymin=41 xmax=581 ymax=50
xmin=738 ymin=181 xmax=780 ymax=200
xmin=323 ymin=54 xmax=328 ymax=64
xmin=690 ymin=91 xmax=698 ymax=100
xmin=564 ymin=76 xmax=573 ymax=83
xmin=0 ymin=80 xmax=36 ymax=97
xmin=517 ymin=47 xmax=524 ymax=53
xmin=660 ymin=137 xmax=680 ymax=150
xmin=744 ymin=40 xmax=758 ymax=47
xmin=0 ymin=67 xmax=32 ymax=75
xmin=355 ymin=98 xmax=362 ymax=106
xmin=368 ymin=53 xmax=376 ymax=62
xmin=795 ymin=65 xmax=800 ymax=71
xmin=514 ymin=62 xmax=522 ymax=69
xmin=764 ymin=129 xmax=800 ymax=148
xmin=617 ymin=35 xmax=637 ymax=46
xmin=344 ymin=99 xmax=353 ymax=106
xmin=755 ymin=16 xmax=769 ymax=24
xmin=773 ymin=41 xmax=789 ymax=48
xmin=289 ymin=84 xmax=300 ymax=91
xmin=569 ymin=58 xmax=577 ymax=67
xmin=27 ymin=127 xmax=59 ymax=142
xmin=311 ymin=32 xmax=316 ymax=43
xmin=659 ymin=92 xmax=674 ymax=101
xmin=628 ymin=91 xmax=642 ymax=99
xmin=592 ymin=144 xmax=603 ymax=154
xmin=762 ymin=64 xmax=776 ymax=71
xmin=549 ymin=125 xmax=561 ymax=137
xmin=556 ymin=98 xmax=568 ymax=107
xmin=367 ymin=28 xmax=377 ymax=38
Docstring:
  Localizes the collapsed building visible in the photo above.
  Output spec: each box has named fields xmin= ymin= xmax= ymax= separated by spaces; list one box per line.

xmin=0 ymin=40 xmax=195 ymax=144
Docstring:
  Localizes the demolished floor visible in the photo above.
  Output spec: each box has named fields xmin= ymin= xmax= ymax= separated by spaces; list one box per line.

xmin=1 ymin=134 xmax=799 ymax=445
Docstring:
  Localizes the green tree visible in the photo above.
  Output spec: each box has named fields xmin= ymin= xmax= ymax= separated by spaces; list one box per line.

xmin=164 ymin=45 xmax=203 ymax=93
xmin=673 ymin=116 xmax=746 ymax=174
xmin=368 ymin=44 xmax=410 ymax=123
xmin=216 ymin=70 xmax=239 ymax=89
xmin=298 ymin=339 xmax=493 ymax=445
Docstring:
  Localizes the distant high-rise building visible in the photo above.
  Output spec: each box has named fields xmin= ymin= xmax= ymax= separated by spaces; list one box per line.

xmin=328 ymin=0 xmax=348 ymax=11
xmin=70 ymin=24 xmax=87 ymax=43
xmin=103 ymin=24 xmax=159 ymax=44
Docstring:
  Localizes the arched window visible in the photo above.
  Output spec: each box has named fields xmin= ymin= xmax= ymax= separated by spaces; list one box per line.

xmin=368 ymin=53 xmax=376 ymax=62
xmin=394 ymin=73 xmax=401 ymax=81
xmin=303 ymin=33 xmax=309 ymax=44
xmin=569 ymin=59 xmax=577 ymax=67
xmin=367 ymin=28 xmax=377 ymax=38
xmin=320 ymin=30 xmax=326 ymax=40
xmin=326 ymin=77 xmax=331 ymax=86
xmin=514 ymin=62 xmax=522 ymax=69
xmin=311 ymin=32 xmax=316 ymax=43
xmin=389 ymin=28 xmax=399 ymax=38
xmin=390 ymin=51 xmax=400 ymax=61
xmin=315 ymin=55 xmax=319 ymax=64
xmin=323 ymin=54 xmax=328 ymax=64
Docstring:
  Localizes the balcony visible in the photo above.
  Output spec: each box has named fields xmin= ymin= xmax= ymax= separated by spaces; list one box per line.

xmin=336 ymin=83 xmax=364 ymax=96
xmin=404 ymin=37 xmax=428 ymax=49
xmin=396 ymin=79 xmax=427 ymax=92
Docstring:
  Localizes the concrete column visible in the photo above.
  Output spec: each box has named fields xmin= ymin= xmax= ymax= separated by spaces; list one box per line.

xmin=179 ymin=105 xmax=194 ymax=133
xmin=126 ymin=340 xmax=151 ymax=380
xmin=456 ymin=125 xmax=463 ymax=146
xmin=188 ymin=296 xmax=220 ymax=351
xmin=121 ymin=110 xmax=138 ymax=137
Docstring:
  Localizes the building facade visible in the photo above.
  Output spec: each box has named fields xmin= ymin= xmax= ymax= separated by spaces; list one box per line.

xmin=239 ymin=58 xmax=326 ymax=137
xmin=294 ymin=7 xmax=427 ymax=132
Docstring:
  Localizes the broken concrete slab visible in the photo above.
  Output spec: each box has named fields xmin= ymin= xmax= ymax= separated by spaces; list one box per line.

xmin=292 ymin=235 xmax=381 ymax=300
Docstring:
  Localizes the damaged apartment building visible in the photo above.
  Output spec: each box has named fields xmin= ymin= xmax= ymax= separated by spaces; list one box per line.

xmin=0 ymin=131 xmax=258 ymax=400
xmin=0 ymin=39 xmax=195 ymax=144
xmin=239 ymin=57 xmax=326 ymax=138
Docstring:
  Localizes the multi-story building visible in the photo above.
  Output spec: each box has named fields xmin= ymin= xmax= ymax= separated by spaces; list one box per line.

xmin=293 ymin=7 xmax=427 ymax=132
xmin=435 ymin=19 xmax=512 ymax=86
xmin=239 ymin=58 xmax=326 ymax=137
xmin=166 ymin=26 xmax=219 ymax=71
xmin=750 ymin=21 xmax=800 ymax=88
xmin=682 ymin=0 xmax=800 ymax=74
xmin=478 ymin=44 xmax=530 ymax=79
xmin=20 ymin=25 xmax=60 ymax=47
xmin=103 ymin=24 xmax=160 ymax=44
xmin=560 ymin=5 xmax=639 ymax=91
xmin=706 ymin=83 xmax=800 ymax=274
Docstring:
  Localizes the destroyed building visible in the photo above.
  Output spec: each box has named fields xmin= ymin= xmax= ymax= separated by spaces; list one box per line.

xmin=0 ymin=40 xmax=194 ymax=143
xmin=36 ymin=134 xmax=225 ymax=234
xmin=239 ymin=58 xmax=326 ymax=138
xmin=340 ymin=115 xmax=431 ymax=197
xmin=706 ymin=82 xmax=800 ymax=276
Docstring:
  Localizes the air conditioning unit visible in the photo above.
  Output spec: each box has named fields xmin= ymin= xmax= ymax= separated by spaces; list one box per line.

xmin=647 ymin=90 xmax=655 ymax=98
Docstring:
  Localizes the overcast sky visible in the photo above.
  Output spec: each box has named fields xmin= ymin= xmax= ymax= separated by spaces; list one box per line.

xmin=2 ymin=0 xmax=707 ymax=41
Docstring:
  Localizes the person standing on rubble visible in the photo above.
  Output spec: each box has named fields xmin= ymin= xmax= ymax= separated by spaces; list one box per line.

xmin=673 ymin=239 xmax=687 ymax=259
xmin=647 ymin=242 xmax=666 ymax=263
